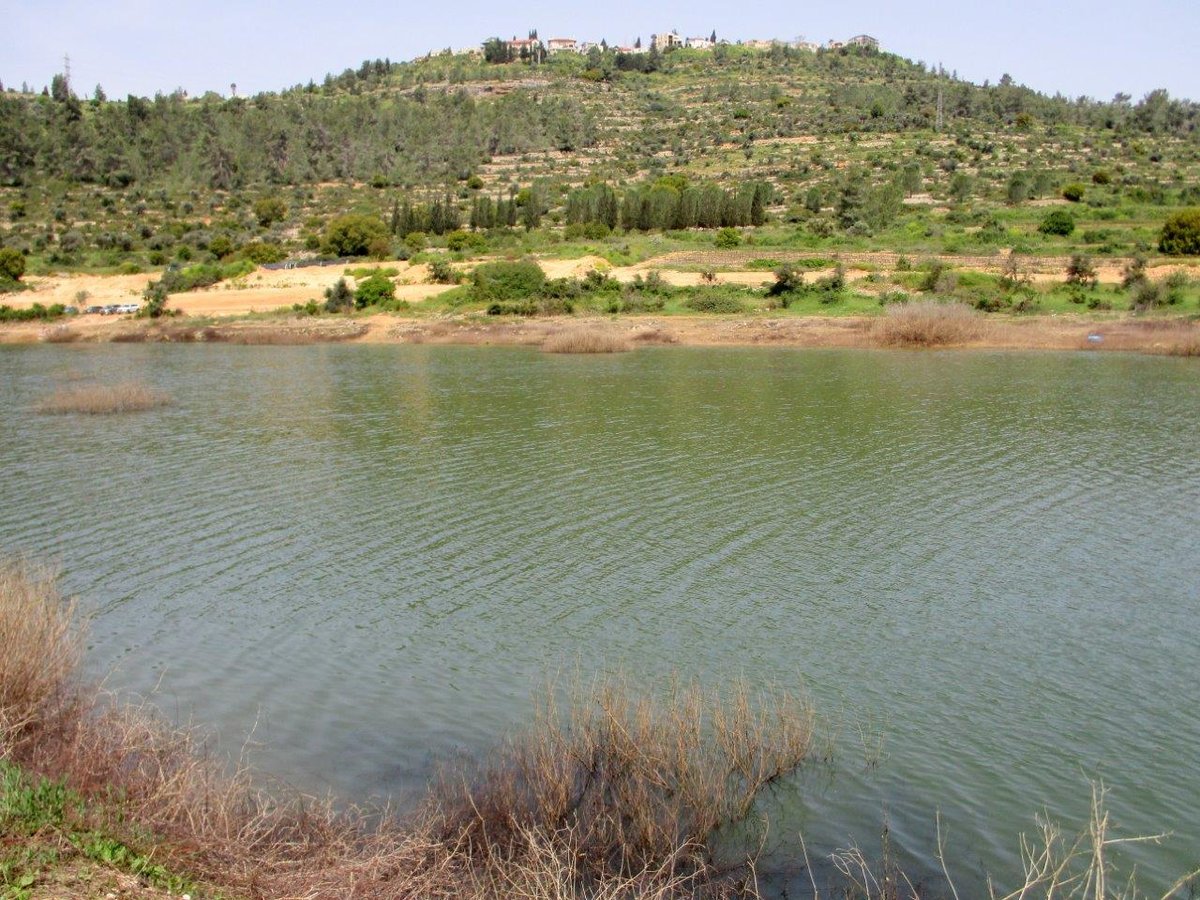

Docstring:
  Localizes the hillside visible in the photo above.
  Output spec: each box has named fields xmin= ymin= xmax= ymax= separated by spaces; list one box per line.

xmin=1 ymin=43 xmax=1199 ymax=322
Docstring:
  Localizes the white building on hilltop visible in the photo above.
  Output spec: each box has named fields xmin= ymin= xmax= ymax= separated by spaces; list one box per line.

xmin=546 ymin=37 xmax=578 ymax=54
xmin=651 ymin=30 xmax=682 ymax=51
xmin=846 ymin=34 xmax=880 ymax=50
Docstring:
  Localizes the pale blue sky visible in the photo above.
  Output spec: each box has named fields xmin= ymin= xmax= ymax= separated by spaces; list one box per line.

xmin=6 ymin=0 xmax=1198 ymax=102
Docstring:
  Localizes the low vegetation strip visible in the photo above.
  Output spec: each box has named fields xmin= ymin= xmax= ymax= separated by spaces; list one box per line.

xmin=34 ymin=382 xmax=172 ymax=415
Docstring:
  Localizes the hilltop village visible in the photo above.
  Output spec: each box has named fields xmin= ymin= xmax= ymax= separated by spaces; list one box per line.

xmin=465 ymin=30 xmax=880 ymax=61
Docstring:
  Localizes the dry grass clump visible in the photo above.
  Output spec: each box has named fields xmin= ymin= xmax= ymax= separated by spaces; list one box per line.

xmin=1161 ymin=332 xmax=1200 ymax=357
xmin=6 ymin=562 xmax=1193 ymax=899
xmin=0 ymin=559 xmax=80 ymax=739
xmin=434 ymin=678 xmax=815 ymax=891
xmin=0 ymin=562 xmax=810 ymax=899
xmin=630 ymin=325 xmax=679 ymax=344
xmin=35 ymin=381 xmax=172 ymax=415
xmin=873 ymin=300 xmax=987 ymax=347
xmin=39 ymin=325 xmax=80 ymax=343
xmin=542 ymin=326 xmax=633 ymax=354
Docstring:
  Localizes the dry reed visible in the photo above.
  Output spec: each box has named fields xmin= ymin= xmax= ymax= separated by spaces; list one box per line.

xmin=3 ymin=563 xmax=1193 ymax=899
xmin=0 ymin=563 xmax=807 ymax=898
xmin=873 ymin=301 xmax=987 ymax=348
xmin=433 ymin=676 xmax=815 ymax=888
xmin=542 ymin=327 xmax=633 ymax=354
xmin=35 ymin=381 xmax=172 ymax=415
xmin=0 ymin=559 xmax=81 ymax=739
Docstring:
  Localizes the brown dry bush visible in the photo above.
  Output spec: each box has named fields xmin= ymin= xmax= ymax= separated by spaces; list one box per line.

xmin=630 ymin=326 xmax=679 ymax=344
xmin=0 ymin=559 xmax=81 ymax=738
xmin=35 ymin=382 xmax=172 ymax=414
xmin=542 ymin=327 xmax=633 ymax=354
xmin=1 ymin=563 xmax=813 ymax=899
xmin=432 ymin=677 xmax=815 ymax=890
xmin=39 ymin=324 xmax=80 ymax=343
xmin=873 ymin=300 xmax=988 ymax=348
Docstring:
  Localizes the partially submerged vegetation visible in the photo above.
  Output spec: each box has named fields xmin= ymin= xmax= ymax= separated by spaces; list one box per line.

xmin=3 ymin=561 xmax=1197 ymax=898
xmin=35 ymin=381 xmax=172 ymax=414
xmin=0 ymin=559 xmax=821 ymax=899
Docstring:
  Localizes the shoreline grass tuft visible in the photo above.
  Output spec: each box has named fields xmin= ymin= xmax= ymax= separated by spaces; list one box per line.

xmin=874 ymin=299 xmax=987 ymax=347
xmin=542 ymin=326 xmax=633 ymax=353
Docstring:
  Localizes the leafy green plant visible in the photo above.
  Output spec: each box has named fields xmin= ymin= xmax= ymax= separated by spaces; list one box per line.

xmin=1159 ymin=208 xmax=1200 ymax=255
xmin=354 ymin=272 xmax=395 ymax=309
xmin=1039 ymin=210 xmax=1076 ymax=236
xmin=470 ymin=259 xmax=547 ymax=301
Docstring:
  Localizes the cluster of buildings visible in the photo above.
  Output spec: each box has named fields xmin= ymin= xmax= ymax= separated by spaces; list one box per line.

xmin=496 ymin=31 xmax=879 ymax=58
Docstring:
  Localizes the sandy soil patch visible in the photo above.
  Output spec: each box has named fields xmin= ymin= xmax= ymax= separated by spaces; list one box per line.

xmin=7 ymin=262 xmax=459 ymax=317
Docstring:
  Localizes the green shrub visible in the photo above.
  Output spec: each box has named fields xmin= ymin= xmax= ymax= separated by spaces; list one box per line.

xmin=767 ymin=264 xmax=804 ymax=299
xmin=1065 ymin=254 xmax=1098 ymax=289
xmin=1062 ymin=183 xmax=1086 ymax=203
xmin=1159 ymin=209 xmax=1200 ymax=256
xmin=323 ymin=215 xmax=389 ymax=257
xmin=253 ymin=196 xmax=287 ymax=228
xmin=428 ymin=258 xmax=459 ymax=284
xmin=241 ymin=241 xmax=285 ymax=264
xmin=324 ymin=277 xmax=354 ymax=312
xmin=0 ymin=303 xmax=67 ymax=322
xmin=0 ymin=248 xmax=26 ymax=282
xmin=471 ymin=259 xmax=547 ymax=301
xmin=354 ymin=272 xmax=395 ymax=309
xmin=685 ymin=292 xmax=745 ymax=313
xmin=714 ymin=227 xmax=741 ymax=249
xmin=1039 ymin=210 xmax=1076 ymax=236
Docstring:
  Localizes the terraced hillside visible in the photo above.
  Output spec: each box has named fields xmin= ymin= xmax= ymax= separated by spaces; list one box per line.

xmin=1 ymin=43 xmax=1198 ymax=315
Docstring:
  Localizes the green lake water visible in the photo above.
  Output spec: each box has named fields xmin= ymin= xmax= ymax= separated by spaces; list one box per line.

xmin=1 ymin=344 xmax=1197 ymax=893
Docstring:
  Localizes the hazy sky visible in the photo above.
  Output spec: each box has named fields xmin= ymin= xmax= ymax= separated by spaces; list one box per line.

xmin=6 ymin=0 xmax=1198 ymax=102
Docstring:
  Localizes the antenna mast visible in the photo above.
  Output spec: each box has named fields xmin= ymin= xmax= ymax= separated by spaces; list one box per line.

xmin=935 ymin=61 xmax=944 ymax=132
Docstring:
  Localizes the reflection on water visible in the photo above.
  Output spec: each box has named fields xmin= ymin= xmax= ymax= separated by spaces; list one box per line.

xmin=1 ymin=344 xmax=1198 ymax=892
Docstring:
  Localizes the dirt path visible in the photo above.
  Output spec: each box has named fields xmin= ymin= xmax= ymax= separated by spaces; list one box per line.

xmin=5 ymin=251 xmax=1196 ymax=318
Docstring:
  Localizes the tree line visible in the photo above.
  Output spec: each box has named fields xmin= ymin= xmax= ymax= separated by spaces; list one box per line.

xmin=0 ymin=85 xmax=597 ymax=189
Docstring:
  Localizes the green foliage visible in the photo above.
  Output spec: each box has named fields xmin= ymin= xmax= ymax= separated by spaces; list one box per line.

xmin=354 ymin=272 xmax=395 ymax=309
xmin=684 ymin=292 xmax=746 ymax=313
xmin=324 ymin=277 xmax=354 ymax=312
xmin=253 ymin=196 xmax=287 ymax=227
xmin=323 ymin=214 xmax=389 ymax=257
xmin=0 ymin=304 xmax=66 ymax=322
xmin=1158 ymin=209 xmax=1200 ymax=255
xmin=1065 ymin=253 xmax=1098 ymax=289
xmin=1061 ymin=183 xmax=1086 ymax=202
xmin=470 ymin=259 xmax=547 ymax=301
xmin=241 ymin=241 xmax=285 ymax=264
xmin=767 ymin=264 xmax=804 ymax=300
xmin=427 ymin=258 xmax=459 ymax=284
xmin=1039 ymin=210 xmax=1076 ymax=236
xmin=714 ymin=227 xmax=741 ymax=249
xmin=0 ymin=248 xmax=25 ymax=282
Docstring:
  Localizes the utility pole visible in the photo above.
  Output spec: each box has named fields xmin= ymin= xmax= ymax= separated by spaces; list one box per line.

xmin=935 ymin=61 xmax=944 ymax=132
xmin=63 ymin=53 xmax=71 ymax=89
